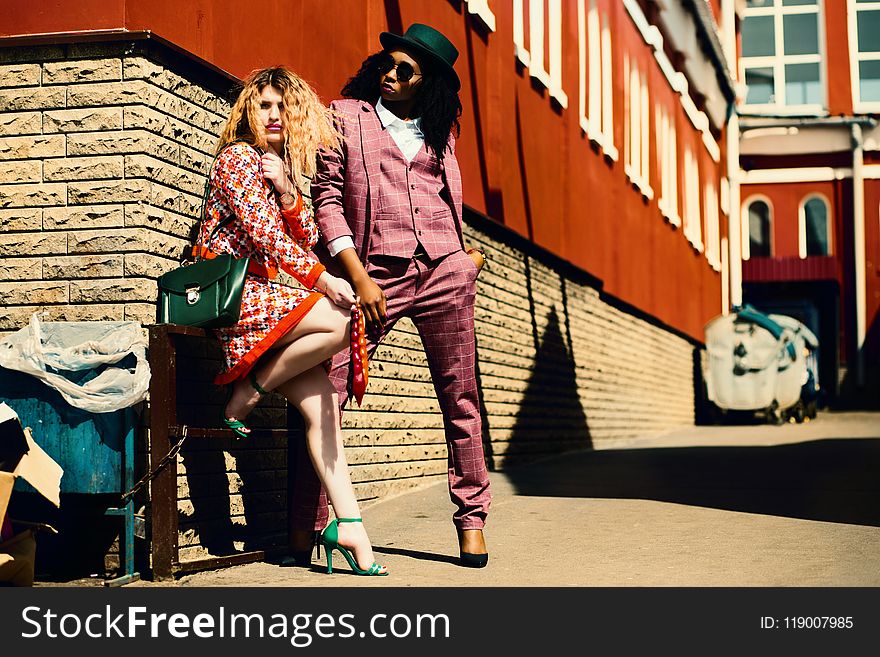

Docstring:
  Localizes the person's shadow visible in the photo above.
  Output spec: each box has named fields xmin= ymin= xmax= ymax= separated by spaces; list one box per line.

xmin=174 ymin=335 xmax=289 ymax=560
xmin=372 ymin=545 xmax=460 ymax=565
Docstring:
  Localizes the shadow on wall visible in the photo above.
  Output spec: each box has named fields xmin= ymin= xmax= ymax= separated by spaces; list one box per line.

xmin=496 ymin=258 xmax=593 ymax=468
xmin=177 ymin=431 xmax=288 ymax=559
xmin=506 ymin=438 xmax=880 ymax=527
xmin=476 ymin=91 xmax=592 ymax=467
xmin=174 ymin=336 xmax=288 ymax=560
xmin=383 ymin=0 xmax=403 ymax=34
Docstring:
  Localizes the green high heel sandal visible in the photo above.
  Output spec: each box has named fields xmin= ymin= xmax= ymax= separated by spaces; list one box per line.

xmin=221 ymin=372 xmax=269 ymax=439
xmin=320 ymin=518 xmax=388 ymax=576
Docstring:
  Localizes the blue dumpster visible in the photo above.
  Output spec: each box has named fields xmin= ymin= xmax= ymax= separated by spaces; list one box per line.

xmin=0 ymin=366 xmax=139 ymax=584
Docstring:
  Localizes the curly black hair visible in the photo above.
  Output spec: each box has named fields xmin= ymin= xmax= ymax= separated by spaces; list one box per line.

xmin=341 ymin=51 xmax=461 ymax=160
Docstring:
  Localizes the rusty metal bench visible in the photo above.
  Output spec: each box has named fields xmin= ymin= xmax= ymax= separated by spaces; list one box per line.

xmin=147 ymin=324 xmax=296 ymax=580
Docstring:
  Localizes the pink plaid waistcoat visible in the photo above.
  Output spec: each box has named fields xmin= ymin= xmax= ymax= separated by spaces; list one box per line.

xmin=312 ymin=99 xmax=465 ymax=262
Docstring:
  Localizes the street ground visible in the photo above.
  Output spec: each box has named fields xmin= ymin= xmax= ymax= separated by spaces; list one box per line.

xmin=125 ymin=410 xmax=880 ymax=587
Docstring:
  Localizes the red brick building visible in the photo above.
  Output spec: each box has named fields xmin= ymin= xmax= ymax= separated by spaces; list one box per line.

xmin=738 ymin=0 xmax=880 ymax=404
xmin=0 ymin=1 xmax=769 ymax=572
xmin=1 ymin=0 xmax=737 ymax=342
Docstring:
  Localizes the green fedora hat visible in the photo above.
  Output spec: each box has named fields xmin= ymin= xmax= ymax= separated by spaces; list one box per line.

xmin=379 ymin=23 xmax=460 ymax=91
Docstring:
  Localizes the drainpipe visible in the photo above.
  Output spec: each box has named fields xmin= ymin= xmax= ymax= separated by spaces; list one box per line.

xmin=727 ymin=111 xmax=742 ymax=310
xmin=722 ymin=0 xmax=742 ymax=310
xmin=851 ymin=123 xmax=866 ymax=387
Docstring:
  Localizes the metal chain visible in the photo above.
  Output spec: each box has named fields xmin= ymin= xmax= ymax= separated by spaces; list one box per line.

xmin=120 ymin=426 xmax=188 ymax=503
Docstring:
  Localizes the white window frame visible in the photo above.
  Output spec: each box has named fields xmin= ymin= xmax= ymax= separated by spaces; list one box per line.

xmin=624 ymin=56 xmax=653 ymax=199
xmin=463 ymin=0 xmax=496 ymax=32
xmin=848 ymin=0 xmax=880 ymax=112
xmin=625 ymin=55 xmax=637 ymax=176
xmin=577 ymin=0 xmax=616 ymax=159
xmin=740 ymin=0 xmax=827 ymax=114
xmin=704 ymin=182 xmax=722 ymax=271
xmin=547 ymin=0 xmax=567 ymax=106
xmin=514 ymin=0 xmax=568 ymax=108
xmin=529 ymin=0 xmax=551 ymax=87
xmin=721 ymin=235 xmax=730 ymax=314
xmin=600 ymin=10 xmax=617 ymax=160
xmin=655 ymin=104 xmax=681 ymax=227
xmin=798 ymin=193 xmax=833 ymax=258
xmin=513 ymin=0 xmax=531 ymax=67
xmin=720 ymin=176 xmax=730 ymax=215
xmin=640 ymin=71 xmax=650 ymax=196
xmin=622 ymin=0 xmax=720 ymax=161
xmin=683 ymin=147 xmax=704 ymax=252
xmin=742 ymin=194 xmax=775 ymax=261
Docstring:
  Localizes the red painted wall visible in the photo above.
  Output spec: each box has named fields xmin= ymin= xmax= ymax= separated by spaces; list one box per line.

xmin=824 ymin=0 xmax=854 ymax=116
xmin=861 ymin=180 xmax=880 ymax=361
xmin=0 ymin=0 xmax=124 ymax=35
xmin=1 ymin=0 xmax=727 ymax=340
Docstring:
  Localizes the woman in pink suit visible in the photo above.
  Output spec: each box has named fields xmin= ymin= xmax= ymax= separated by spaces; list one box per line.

xmin=201 ymin=66 xmax=386 ymax=576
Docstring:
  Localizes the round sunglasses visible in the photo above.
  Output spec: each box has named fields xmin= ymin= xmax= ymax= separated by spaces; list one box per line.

xmin=378 ymin=55 xmax=422 ymax=83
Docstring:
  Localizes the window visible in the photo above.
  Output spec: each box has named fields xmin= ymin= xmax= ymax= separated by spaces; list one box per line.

xmin=514 ymin=0 xmax=568 ymax=107
xmin=745 ymin=198 xmax=773 ymax=259
xmin=741 ymin=0 xmax=824 ymax=110
xmin=705 ymin=183 xmax=722 ymax=271
xmin=624 ymin=56 xmax=652 ymax=198
xmin=683 ymin=147 xmax=703 ymax=251
xmin=655 ymin=104 xmax=680 ymax=226
xmin=601 ymin=10 xmax=616 ymax=159
xmin=799 ymin=195 xmax=831 ymax=257
xmin=577 ymin=0 xmax=617 ymax=159
xmin=850 ymin=0 xmax=880 ymax=106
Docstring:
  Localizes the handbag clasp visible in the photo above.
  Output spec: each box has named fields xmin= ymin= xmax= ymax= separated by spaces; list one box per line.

xmin=186 ymin=286 xmax=201 ymax=305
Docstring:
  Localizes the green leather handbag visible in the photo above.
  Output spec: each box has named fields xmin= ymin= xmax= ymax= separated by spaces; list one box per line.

xmin=156 ymin=148 xmax=250 ymax=328
xmin=156 ymin=251 xmax=249 ymax=328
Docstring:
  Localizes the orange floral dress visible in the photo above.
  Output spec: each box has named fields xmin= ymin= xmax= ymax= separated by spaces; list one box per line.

xmin=198 ymin=142 xmax=325 ymax=385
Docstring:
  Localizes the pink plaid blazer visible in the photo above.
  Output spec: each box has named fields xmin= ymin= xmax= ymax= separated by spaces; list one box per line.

xmin=312 ymin=99 xmax=464 ymax=260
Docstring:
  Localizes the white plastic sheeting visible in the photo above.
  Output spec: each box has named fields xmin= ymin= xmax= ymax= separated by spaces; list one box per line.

xmin=0 ymin=314 xmax=150 ymax=414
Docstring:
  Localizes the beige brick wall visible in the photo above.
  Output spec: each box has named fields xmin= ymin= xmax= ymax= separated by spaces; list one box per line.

xmin=0 ymin=43 xmax=238 ymax=570
xmin=0 ymin=46 xmax=228 ymax=337
xmin=0 ymin=41 xmax=696 ymax=569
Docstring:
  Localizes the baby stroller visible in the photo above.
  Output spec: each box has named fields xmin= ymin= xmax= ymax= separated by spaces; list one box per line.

xmin=705 ymin=305 xmax=818 ymax=424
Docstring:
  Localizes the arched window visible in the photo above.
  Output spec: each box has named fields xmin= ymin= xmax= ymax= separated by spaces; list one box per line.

xmin=747 ymin=199 xmax=772 ymax=258
xmin=800 ymin=195 xmax=830 ymax=257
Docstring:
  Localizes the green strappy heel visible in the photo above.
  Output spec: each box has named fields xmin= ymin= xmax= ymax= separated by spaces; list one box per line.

xmin=320 ymin=518 xmax=388 ymax=576
xmin=221 ymin=372 xmax=269 ymax=439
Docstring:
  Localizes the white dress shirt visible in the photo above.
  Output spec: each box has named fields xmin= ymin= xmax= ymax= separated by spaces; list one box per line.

xmin=326 ymin=99 xmax=426 ymax=257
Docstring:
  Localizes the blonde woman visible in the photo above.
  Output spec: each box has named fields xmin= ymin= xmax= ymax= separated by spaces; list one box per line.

xmin=199 ymin=67 xmax=386 ymax=576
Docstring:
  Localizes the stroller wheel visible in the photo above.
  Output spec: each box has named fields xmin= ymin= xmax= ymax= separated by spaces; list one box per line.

xmin=793 ymin=402 xmax=805 ymax=423
xmin=767 ymin=403 xmax=784 ymax=426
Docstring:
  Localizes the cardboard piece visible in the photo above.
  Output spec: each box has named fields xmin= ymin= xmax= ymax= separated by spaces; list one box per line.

xmin=0 ymin=402 xmax=64 ymax=514
xmin=0 ymin=472 xmax=12 ymax=534
xmin=0 ymin=402 xmax=63 ymax=586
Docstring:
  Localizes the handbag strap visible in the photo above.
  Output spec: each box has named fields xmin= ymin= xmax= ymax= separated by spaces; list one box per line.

xmin=193 ymin=140 xmax=266 ymax=261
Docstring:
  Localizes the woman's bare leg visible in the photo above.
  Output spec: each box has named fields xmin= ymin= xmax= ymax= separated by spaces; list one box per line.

xmin=277 ymin=366 xmax=384 ymax=573
xmin=224 ymin=296 xmax=349 ymax=426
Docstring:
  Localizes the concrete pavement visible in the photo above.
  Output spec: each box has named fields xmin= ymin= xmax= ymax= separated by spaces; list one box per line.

xmin=132 ymin=411 xmax=880 ymax=587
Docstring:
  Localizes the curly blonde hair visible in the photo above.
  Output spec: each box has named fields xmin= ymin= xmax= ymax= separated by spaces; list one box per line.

xmin=217 ymin=66 xmax=340 ymax=190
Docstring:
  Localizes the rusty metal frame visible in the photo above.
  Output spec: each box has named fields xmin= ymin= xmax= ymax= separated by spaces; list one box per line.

xmin=147 ymin=324 xmax=288 ymax=580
